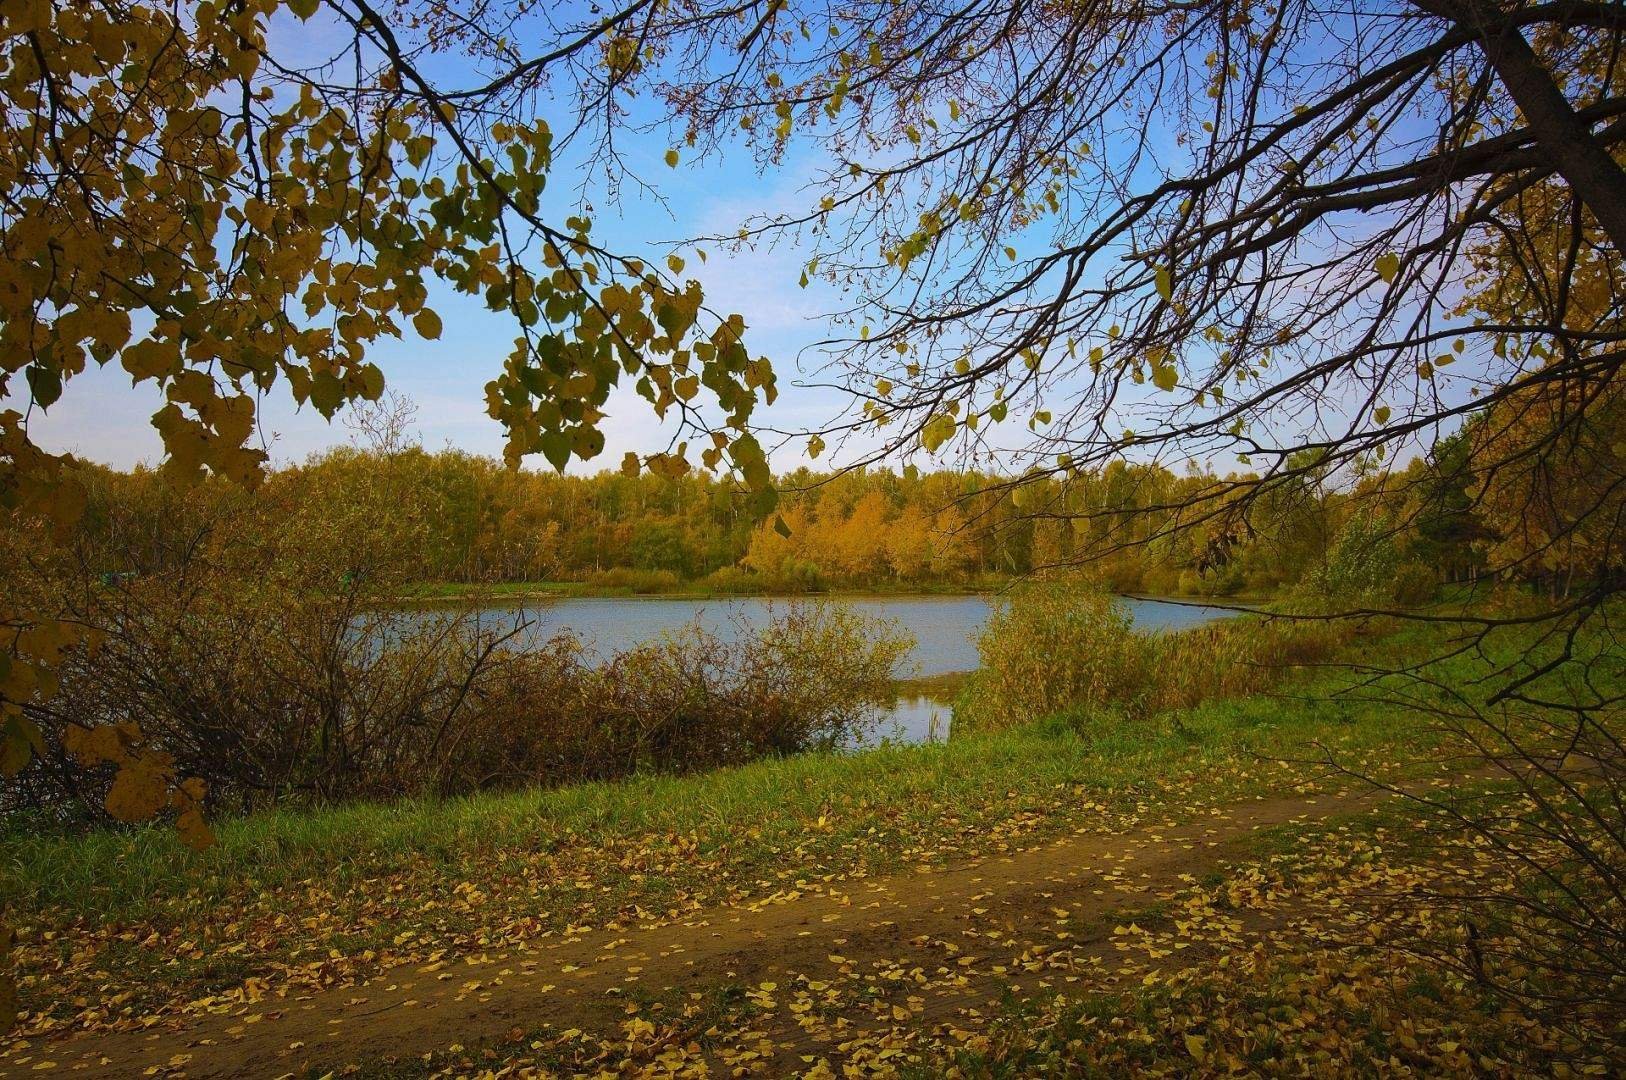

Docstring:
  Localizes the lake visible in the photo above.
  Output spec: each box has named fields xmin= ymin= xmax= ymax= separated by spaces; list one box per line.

xmin=445 ymin=594 xmax=1241 ymax=746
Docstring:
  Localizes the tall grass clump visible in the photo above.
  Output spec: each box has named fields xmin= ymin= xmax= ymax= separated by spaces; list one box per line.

xmin=959 ymin=578 xmax=1360 ymax=732
xmin=1143 ymin=616 xmax=1355 ymax=712
xmin=957 ymin=582 xmax=1157 ymax=730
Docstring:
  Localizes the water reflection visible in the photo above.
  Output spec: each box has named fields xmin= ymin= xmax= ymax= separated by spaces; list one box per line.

xmin=848 ymin=693 xmax=955 ymax=749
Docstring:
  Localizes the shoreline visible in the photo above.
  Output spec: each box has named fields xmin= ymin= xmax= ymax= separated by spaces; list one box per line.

xmin=386 ymin=581 xmax=1008 ymax=606
xmin=388 ymin=581 xmax=1280 ymax=609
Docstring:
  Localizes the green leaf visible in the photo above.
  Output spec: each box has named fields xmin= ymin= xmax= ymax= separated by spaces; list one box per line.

xmin=921 ymin=414 xmax=955 ymax=453
xmin=1375 ymin=252 xmax=1400 ymax=283
xmin=664 ymin=148 xmax=680 ymax=168
xmin=25 ymin=364 xmax=62 ymax=409
xmin=1155 ymin=266 xmax=1172 ymax=301
xmin=538 ymin=430 xmax=570 ymax=471
xmin=357 ymin=364 xmax=385 ymax=400
xmin=729 ymin=433 xmax=771 ymax=489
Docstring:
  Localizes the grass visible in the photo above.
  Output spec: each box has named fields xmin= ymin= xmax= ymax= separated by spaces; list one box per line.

xmin=8 ymin=612 xmax=1605 ymax=923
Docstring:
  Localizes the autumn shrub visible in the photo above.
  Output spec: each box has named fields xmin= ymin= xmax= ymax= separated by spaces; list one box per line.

xmin=959 ymin=579 xmax=1361 ymax=732
xmin=1143 ymin=616 xmax=1353 ymax=713
xmin=1136 ymin=562 xmax=1183 ymax=597
xmin=761 ymin=559 xmax=828 ymax=593
xmin=1176 ymin=562 xmax=1245 ymax=597
xmin=695 ymin=565 xmax=762 ymax=594
xmin=458 ymin=604 xmax=912 ymax=787
xmin=584 ymin=566 xmax=682 ymax=594
xmin=1390 ymin=561 xmax=1440 ymax=606
xmin=1424 ymin=711 xmax=1626 ymax=1038
xmin=1302 ymin=515 xmax=1401 ymax=602
xmin=958 ymin=582 xmax=1157 ymax=731
xmin=6 ymin=509 xmax=912 ymax=812
xmin=1354 ymin=616 xmax=1626 ymax=1041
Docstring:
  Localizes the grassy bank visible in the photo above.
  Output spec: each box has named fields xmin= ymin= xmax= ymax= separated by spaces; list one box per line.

xmin=4 ymin=611 xmax=1616 ymax=1063
xmin=0 ymin=619 xmax=1502 ymax=1028
xmin=1 ymin=670 xmax=1409 ymax=921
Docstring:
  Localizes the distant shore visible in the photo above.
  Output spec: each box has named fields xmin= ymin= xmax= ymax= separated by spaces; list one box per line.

xmin=389 ymin=578 xmax=1010 ymax=605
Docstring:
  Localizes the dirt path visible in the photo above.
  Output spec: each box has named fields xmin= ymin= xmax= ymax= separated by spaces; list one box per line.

xmin=9 ymin=778 xmax=1428 ymax=1078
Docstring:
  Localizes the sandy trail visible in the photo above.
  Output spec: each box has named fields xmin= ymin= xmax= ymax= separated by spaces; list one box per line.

xmin=12 ymin=778 xmax=1425 ymax=1078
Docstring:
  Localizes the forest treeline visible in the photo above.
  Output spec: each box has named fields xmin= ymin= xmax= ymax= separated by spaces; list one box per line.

xmin=39 ymin=369 xmax=1620 ymax=603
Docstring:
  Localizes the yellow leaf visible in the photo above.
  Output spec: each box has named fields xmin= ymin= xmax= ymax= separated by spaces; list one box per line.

xmin=413 ymin=309 xmax=443 ymax=340
xmin=105 ymin=762 xmax=169 ymax=823
xmin=176 ymin=807 xmax=215 ymax=851
xmin=62 ymin=723 xmax=130 ymax=767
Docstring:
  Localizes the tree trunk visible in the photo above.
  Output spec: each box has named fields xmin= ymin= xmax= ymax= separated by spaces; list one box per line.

xmin=1416 ymin=0 xmax=1626 ymax=251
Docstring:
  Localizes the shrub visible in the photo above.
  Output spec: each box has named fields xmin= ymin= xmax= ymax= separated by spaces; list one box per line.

xmin=1303 ymin=516 xmax=1401 ymax=602
xmin=9 ymin=542 xmax=912 ymax=812
xmin=1390 ymin=562 xmax=1440 ymax=606
xmin=1143 ymin=616 xmax=1352 ymax=712
xmin=1137 ymin=563 xmax=1182 ymax=596
xmin=453 ymin=602 xmax=913 ymax=788
xmin=770 ymin=559 xmax=827 ymax=593
xmin=957 ymin=581 xmax=1155 ymax=731
xmin=1178 ymin=562 xmax=1245 ymax=597
xmin=696 ymin=565 xmax=762 ymax=594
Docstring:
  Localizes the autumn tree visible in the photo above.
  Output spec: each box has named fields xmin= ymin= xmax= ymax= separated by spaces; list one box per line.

xmin=0 ymin=0 xmax=805 ymax=824
xmin=631 ymin=0 xmax=1626 ymax=1019
xmin=0 ymin=0 xmax=794 ymax=1021
xmin=627 ymin=0 xmax=1626 ymax=586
